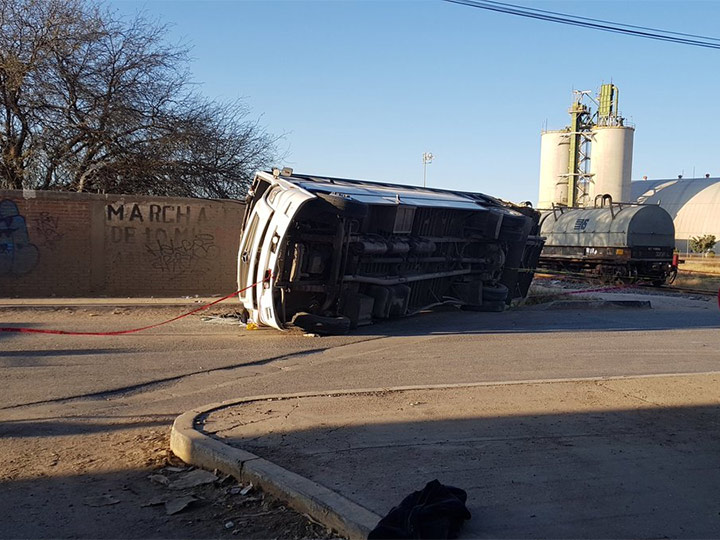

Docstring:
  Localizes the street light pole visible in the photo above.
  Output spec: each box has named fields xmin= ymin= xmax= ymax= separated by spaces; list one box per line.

xmin=422 ymin=152 xmax=434 ymax=188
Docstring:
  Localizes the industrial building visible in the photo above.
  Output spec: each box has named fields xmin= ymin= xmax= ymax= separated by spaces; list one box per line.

xmin=631 ymin=177 xmax=720 ymax=252
xmin=538 ymin=84 xmax=719 ymax=252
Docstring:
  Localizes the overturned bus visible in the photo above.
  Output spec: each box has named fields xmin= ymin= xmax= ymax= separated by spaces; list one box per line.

xmin=237 ymin=170 xmax=544 ymax=333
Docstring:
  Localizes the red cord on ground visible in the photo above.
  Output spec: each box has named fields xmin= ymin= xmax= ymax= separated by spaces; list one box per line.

xmin=0 ymin=275 xmax=270 ymax=336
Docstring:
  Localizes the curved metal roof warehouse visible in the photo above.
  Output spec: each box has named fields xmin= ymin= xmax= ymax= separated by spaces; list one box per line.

xmin=631 ymin=177 xmax=720 ymax=253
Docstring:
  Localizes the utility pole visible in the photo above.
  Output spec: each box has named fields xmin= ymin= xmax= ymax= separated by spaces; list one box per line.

xmin=422 ymin=152 xmax=434 ymax=188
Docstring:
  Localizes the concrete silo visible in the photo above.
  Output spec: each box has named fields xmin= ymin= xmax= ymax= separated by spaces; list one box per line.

xmin=538 ymin=84 xmax=634 ymax=208
xmin=538 ymin=130 xmax=570 ymax=208
xmin=589 ymin=125 xmax=634 ymax=202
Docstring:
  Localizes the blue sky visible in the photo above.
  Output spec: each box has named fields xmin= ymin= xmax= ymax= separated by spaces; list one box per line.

xmin=111 ymin=0 xmax=720 ymax=203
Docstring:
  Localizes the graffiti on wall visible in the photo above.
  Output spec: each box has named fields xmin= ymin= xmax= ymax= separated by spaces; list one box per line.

xmin=106 ymin=202 xmax=221 ymax=278
xmin=33 ymin=212 xmax=64 ymax=248
xmin=0 ymin=199 xmax=39 ymax=276
xmin=145 ymin=234 xmax=219 ymax=278
xmin=106 ymin=202 xmax=209 ymax=225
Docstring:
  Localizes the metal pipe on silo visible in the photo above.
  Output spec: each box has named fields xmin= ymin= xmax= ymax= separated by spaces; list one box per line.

xmin=538 ymin=130 xmax=570 ymax=208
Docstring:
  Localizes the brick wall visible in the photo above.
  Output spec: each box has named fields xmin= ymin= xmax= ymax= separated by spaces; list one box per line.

xmin=0 ymin=190 xmax=245 ymax=297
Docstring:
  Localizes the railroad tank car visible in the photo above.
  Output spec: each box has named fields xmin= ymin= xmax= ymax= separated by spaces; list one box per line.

xmin=538 ymin=198 xmax=677 ymax=285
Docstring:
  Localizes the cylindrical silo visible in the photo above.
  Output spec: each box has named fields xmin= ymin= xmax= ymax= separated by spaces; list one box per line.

xmin=538 ymin=130 xmax=570 ymax=208
xmin=589 ymin=126 xmax=634 ymax=203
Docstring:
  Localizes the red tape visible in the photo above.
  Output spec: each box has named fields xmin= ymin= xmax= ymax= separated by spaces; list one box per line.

xmin=0 ymin=275 xmax=269 ymax=336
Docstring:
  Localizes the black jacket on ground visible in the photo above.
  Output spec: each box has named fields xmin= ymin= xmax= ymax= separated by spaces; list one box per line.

xmin=368 ymin=479 xmax=472 ymax=539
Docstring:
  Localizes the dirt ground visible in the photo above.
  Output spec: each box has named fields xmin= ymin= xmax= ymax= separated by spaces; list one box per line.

xmin=0 ymin=306 xmax=349 ymax=540
xmin=0 ymin=421 xmax=340 ymax=539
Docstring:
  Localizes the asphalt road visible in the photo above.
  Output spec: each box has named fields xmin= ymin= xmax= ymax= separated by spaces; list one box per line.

xmin=1 ymin=292 xmax=718 ymax=537
xmin=4 ymin=294 xmax=718 ymax=417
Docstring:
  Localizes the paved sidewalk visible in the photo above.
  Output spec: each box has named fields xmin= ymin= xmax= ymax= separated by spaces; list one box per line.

xmin=0 ymin=296 xmax=222 ymax=308
xmin=190 ymin=374 xmax=720 ymax=539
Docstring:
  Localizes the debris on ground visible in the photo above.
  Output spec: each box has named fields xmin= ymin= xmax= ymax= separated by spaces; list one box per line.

xmin=130 ymin=444 xmax=338 ymax=537
xmin=83 ymin=494 xmax=120 ymax=507
xmin=3 ymin=413 xmax=341 ymax=539
xmin=141 ymin=495 xmax=167 ymax=507
xmin=201 ymin=312 xmax=247 ymax=325
xmin=164 ymin=495 xmax=199 ymax=515
xmin=168 ymin=469 xmax=218 ymax=490
xmin=148 ymin=473 xmax=170 ymax=486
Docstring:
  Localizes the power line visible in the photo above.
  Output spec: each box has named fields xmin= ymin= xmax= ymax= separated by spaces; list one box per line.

xmin=474 ymin=0 xmax=720 ymax=42
xmin=444 ymin=0 xmax=720 ymax=50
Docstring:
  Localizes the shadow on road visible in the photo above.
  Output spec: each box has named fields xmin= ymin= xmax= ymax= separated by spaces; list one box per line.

xmin=0 ymin=323 xmax=40 ymax=342
xmin=0 ymin=349 xmax=134 ymax=358
xmin=350 ymin=303 xmax=720 ymax=337
xmin=0 ymin=348 xmax=136 ymax=368
xmin=0 ymin=417 xmax=174 ymax=438
xmin=215 ymin=402 xmax=720 ymax=539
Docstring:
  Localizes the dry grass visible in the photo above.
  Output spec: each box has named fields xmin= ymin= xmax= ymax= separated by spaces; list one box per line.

xmin=671 ymin=273 xmax=720 ymax=292
xmin=679 ymin=257 xmax=720 ymax=275
xmin=674 ymin=257 xmax=720 ymax=291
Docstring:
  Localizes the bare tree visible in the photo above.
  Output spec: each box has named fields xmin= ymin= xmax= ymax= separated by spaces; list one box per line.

xmin=0 ymin=0 xmax=278 ymax=197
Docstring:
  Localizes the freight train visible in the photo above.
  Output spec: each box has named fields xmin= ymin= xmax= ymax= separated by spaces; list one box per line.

xmin=537 ymin=197 xmax=677 ymax=285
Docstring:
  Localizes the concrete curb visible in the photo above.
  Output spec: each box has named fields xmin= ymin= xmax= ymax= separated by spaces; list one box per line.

xmin=170 ymin=397 xmax=383 ymax=540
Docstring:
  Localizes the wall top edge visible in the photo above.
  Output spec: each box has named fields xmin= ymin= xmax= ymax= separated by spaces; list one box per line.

xmin=0 ymin=189 xmax=245 ymax=206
